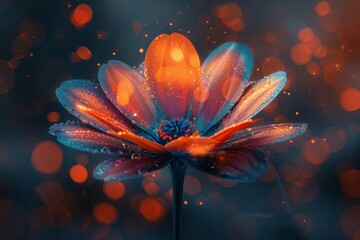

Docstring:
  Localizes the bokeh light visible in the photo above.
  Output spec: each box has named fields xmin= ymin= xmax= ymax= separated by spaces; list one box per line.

xmin=217 ymin=3 xmax=244 ymax=32
xmin=31 ymin=141 xmax=63 ymax=174
xmin=47 ymin=112 xmax=61 ymax=122
xmin=103 ymin=182 xmax=126 ymax=200
xmin=306 ymin=62 xmax=321 ymax=78
xmin=139 ymin=198 xmax=165 ymax=222
xmin=184 ymin=175 xmax=201 ymax=195
xmin=302 ymin=138 xmax=330 ymax=165
xmin=339 ymin=88 xmax=360 ymax=112
xmin=76 ymin=46 xmax=92 ymax=61
xmin=261 ymin=56 xmax=285 ymax=76
xmin=315 ymin=1 xmax=331 ymax=17
xmin=291 ymin=43 xmax=312 ymax=65
xmin=298 ymin=28 xmax=314 ymax=42
xmin=339 ymin=169 xmax=360 ymax=198
xmin=93 ymin=202 xmax=118 ymax=224
xmin=72 ymin=4 xmax=93 ymax=27
xmin=142 ymin=178 xmax=159 ymax=196
xmin=35 ymin=181 xmax=64 ymax=207
xmin=340 ymin=19 xmax=360 ymax=55
xmin=69 ymin=164 xmax=88 ymax=183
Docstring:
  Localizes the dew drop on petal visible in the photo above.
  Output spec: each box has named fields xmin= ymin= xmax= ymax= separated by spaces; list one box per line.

xmin=131 ymin=153 xmax=141 ymax=159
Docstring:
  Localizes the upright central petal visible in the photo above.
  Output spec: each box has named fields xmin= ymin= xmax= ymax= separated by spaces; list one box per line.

xmin=144 ymin=33 xmax=201 ymax=119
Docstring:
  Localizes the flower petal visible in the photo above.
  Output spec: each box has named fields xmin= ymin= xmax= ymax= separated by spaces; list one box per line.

xmin=165 ymin=119 xmax=259 ymax=156
xmin=94 ymin=156 xmax=170 ymax=181
xmin=49 ymin=122 xmax=143 ymax=155
xmin=144 ymin=33 xmax=201 ymax=119
xmin=98 ymin=60 xmax=163 ymax=134
xmin=56 ymin=80 xmax=134 ymax=133
xmin=219 ymin=71 xmax=286 ymax=130
xmin=220 ymin=123 xmax=308 ymax=148
xmin=193 ymin=42 xmax=254 ymax=134
xmin=107 ymin=131 xmax=168 ymax=154
xmin=187 ymin=148 xmax=267 ymax=182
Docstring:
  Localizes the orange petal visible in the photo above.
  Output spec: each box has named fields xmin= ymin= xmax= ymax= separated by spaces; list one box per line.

xmin=107 ymin=131 xmax=168 ymax=154
xmin=193 ymin=42 xmax=253 ymax=134
xmin=165 ymin=119 xmax=259 ymax=156
xmin=210 ymin=119 xmax=261 ymax=146
xmin=76 ymin=105 xmax=126 ymax=132
xmin=56 ymin=80 xmax=134 ymax=133
xmin=144 ymin=33 xmax=201 ymax=119
xmin=98 ymin=60 xmax=163 ymax=132
xmin=165 ymin=135 xmax=218 ymax=156
xmin=219 ymin=71 xmax=286 ymax=130
xmin=220 ymin=123 xmax=307 ymax=148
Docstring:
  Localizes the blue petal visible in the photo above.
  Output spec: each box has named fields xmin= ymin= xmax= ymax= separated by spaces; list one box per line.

xmin=219 ymin=71 xmax=287 ymax=130
xmin=187 ymin=148 xmax=267 ymax=182
xmin=221 ymin=123 xmax=308 ymax=148
xmin=50 ymin=121 xmax=142 ymax=155
xmin=193 ymin=42 xmax=254 ymax=134
xmin=94 ymin=156 xmax=170 ymax=181
xmin=56 ymin=79 xmax=134 ymax=133
xmin=98 ymin=60 xmax=163 ymax=136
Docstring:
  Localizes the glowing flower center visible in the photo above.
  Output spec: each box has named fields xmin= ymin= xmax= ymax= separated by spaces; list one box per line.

xmin=157 ymin=117 xmax=197 ymax=144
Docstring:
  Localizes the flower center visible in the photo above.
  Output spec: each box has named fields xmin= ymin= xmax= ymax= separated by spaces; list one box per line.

xmin=157 ymin=117 xmax=197 ymax=145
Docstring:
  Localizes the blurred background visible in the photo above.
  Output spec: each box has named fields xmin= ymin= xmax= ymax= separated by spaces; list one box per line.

xmin=0 ymin=0 xmax=360 ymax=239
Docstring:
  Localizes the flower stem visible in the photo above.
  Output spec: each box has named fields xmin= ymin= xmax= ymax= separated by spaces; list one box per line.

xmin=170 ymin=160 xmax=187 ymax=240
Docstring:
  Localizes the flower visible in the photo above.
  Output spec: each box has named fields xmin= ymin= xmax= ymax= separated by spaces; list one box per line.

xmin=50 ymin=33 xmax=307 ymax=182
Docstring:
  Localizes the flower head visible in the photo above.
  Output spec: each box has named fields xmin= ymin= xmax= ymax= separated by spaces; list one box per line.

xmin=50 ymin=33 xmax=307 ymax=182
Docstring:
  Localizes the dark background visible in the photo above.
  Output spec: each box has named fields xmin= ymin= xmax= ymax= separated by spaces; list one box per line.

xmin=0 ymin=0 xmax=360 ymax=239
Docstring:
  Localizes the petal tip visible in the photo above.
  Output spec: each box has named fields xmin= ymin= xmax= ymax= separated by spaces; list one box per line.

xmin=297 ymin=123 xmax=309 ymax=133
xmin=272 ymin=71 xmax=287 ymax=84
xmin=106 ymin=60 xmax=127 ymax=67
xmin=56 ymin=79 xmax=93 ymax=98
xmin=49 ymin=125 xmax=57 ymax=136
xmin=289 ymin=122 xmax=308 ymax=139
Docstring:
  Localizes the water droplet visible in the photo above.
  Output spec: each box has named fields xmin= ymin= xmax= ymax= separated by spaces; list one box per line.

xmin=131 ymin=153 xmax=141 ymax=159
xmin=101 ymin=147 xmax=112 ymax=154
xmin=138 ymin=168 xmax=148 ymax=175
